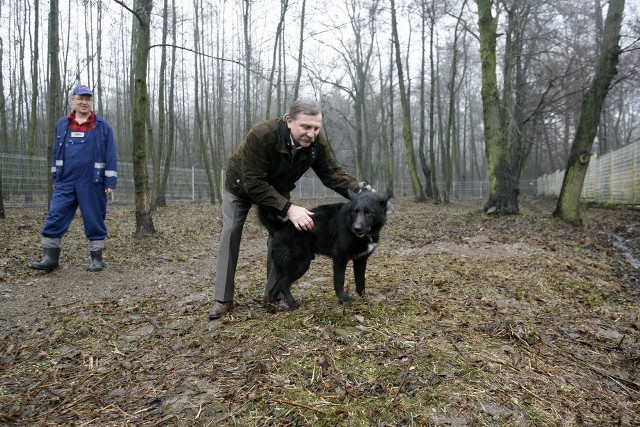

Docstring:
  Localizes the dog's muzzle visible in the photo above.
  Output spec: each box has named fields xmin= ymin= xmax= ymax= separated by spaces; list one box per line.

xmin=352 ymin=228 xmax=367 ymax=238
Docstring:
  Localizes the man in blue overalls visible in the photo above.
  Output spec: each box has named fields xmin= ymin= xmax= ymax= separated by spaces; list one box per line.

xmin=31 ymin=84 xmax=118 ymax=272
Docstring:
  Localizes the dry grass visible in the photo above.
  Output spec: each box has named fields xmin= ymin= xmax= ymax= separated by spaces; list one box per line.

xmin=0 ymin=198 xmax=638 ymax=426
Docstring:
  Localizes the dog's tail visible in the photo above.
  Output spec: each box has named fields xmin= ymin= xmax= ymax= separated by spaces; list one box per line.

xmin=257 ymin=206 xmax=288 ymax=234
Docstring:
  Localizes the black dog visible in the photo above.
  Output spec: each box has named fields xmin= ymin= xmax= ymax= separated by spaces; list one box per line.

xmin=258 ymin=190 xmax=392 ymax=312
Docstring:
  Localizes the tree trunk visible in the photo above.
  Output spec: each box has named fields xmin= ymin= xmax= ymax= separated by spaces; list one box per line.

xmin=384 ymin=43 xmax=395 ymax=192
xmin=25 ymin=0 xmax=39 ymax=203
xmin=0 ymin=168 xmax=4 ymax=219
xmin=292 ymin=0 xmax=306 ymax=101
xmin=0 ymin=38 xmax=5 ymax=218
xmin=265 ymin=0 xmax=288 ymax=119
xmin=158 ymin=0 xmax=177 ymax=207
xmin=391 ymin=0 xmax=424 ymax=201
xmin=418 ymin=0 xmax=433 ymax=200
xmin=130 ymin=0 xmax=155 ymax=234
xmin=213 ymin=3 xmax=225 ymax=203
xmin=96 ymin=4 xmax=104 ymax=114
xmin=476 ymin=0 xmax=518 ymax=214
xmin=376 ymin=52 xmax=390 ymax=192
xmin=444 ymin=1 xmax=467 ymax=202
xmin=46 ymin=0 xmax=60 ymax=205
xmin=0 ymin=39 xmax=7 ymax=155
xmin=428 ymin=0 xmax=441 ymax=203
xmin=151 ymin=0 xmax=169 ymax=211
xmin=243 ymin=0 xmax=252 ymax=135
xmin=553 ymin=0 xmax=625 ymax=225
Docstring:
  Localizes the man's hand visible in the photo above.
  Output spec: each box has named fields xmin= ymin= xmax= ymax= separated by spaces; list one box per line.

xmin=287 ymin=204 xmax=315 ymax=231
xmin=358 ymin=181 xmax=376 ymax=192
xmin=105 ymin=188 xmax=114 ymax=195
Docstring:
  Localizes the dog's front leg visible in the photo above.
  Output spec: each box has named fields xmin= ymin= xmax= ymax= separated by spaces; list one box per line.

xmin=333 ymin=257 xmax=353 ymax=303
xmin=353 ymin=256 xmax=368 ymax=296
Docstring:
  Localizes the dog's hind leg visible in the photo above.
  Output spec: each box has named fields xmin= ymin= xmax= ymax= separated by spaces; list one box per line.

xmin=332 ymin=257 xmax=353 ymax=303
xmin=353 ymin=256 xmax=368 ymax=296
xmin=264 ymin=276 xmax=299 ymax=312
xmin=279 ymin=282 xmax=300 ymax=310
xmin=279 ymin=258 xmax=310 ymax=310
xmin=264 ymin=267 xmax=302 ymax=312
xmin=264 ymin=265 xmax=286 ymax=313
xmin=265 ymin=278 xmax=285 ymax=313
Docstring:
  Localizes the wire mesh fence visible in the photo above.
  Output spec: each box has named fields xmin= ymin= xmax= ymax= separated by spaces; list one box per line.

xmin=536 ymin=140 xmax=640 ymax=205
xmin=3 ymin=141 xmax=638 ymax=208
xmin=0 ymin=153 xmax=541 ymax=207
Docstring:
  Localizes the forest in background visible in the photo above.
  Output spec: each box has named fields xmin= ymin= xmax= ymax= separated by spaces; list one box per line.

xmin=0 ymin=0 xmax=639 ymax=209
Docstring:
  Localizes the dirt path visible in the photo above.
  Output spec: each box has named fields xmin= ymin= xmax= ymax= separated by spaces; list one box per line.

xmin=1 ymin=199 xmax=638 ymax=426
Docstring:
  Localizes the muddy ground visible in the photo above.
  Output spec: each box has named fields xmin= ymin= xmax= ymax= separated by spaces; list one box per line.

xmin=0 ymin=198 xmax=638 ymax=426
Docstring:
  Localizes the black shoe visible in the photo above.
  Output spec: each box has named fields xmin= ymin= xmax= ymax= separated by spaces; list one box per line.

xmin=31 ymin=248 xmax=61 ymax=271
xmin=87 ymin=250 xmax=104 ymax=272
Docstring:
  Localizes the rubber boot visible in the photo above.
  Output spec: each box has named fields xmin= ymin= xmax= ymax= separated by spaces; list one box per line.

xmin=87 ymin=250 xmax=104 ymax=272
xmin=31 ymin=247 xmax=61 ymax=271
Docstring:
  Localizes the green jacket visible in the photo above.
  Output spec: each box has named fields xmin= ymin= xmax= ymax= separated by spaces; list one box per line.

xmin=225 ymin=118 xmax=359 ymax=213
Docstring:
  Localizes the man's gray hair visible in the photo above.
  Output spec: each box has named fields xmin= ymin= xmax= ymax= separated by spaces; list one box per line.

xmin=286 ymin=99 xmax=323 ymax=120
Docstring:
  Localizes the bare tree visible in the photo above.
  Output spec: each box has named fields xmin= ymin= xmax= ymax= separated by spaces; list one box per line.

xmin=417 ymin=0 xmax=435 ymax=201
xmin=292 ymin=0 xmax=307 ymax=101
xmin=96 ymin=3 xmax=104 ymax=114
xmin=427 ymin=0 xmax=442 ymax=202
xmin=23 ymin=0 xmax=40 ymax=204
xmin=476 ymin=0 xmax=518 ymax=214
xmin=391 ymin=0 xmax=424 ymax=201
xmin=213 ymin=2 xmax=226 ymax=203
xmin=314 ymin=0 xmax=381 ymax=181
xmin=46 ymin=0 xmax=61 ymax=206
xmin=375 ymin=39 xmax=394 ymax=192
xmin=158 ymin=0 xmax=178 ymax=207
xmin=193 ymin=0 xmax=209 ymax=202
xmin=119 ymin=0 xmax=156 ymax=233
xmin=0 ymin=167 xmax=4 ymax=218
xmin=0 ymin=36 xmax=9 ymax=217
xmin=554 ymin=0 xmax=626 ymax=225
xmin=442 ymin=0 xmax=468 ymax=202
xmin=243 ymin=0 xmax=252 ymax=134
xmin=151 ymin=0 xmax=170 ymax=210
xmin=265 ymin=0 xmax=289 ymax=119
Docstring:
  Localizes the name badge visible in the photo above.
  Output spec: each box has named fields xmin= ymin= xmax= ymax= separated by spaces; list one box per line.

xmin=71 ymin=132 xmax=85 ymax=138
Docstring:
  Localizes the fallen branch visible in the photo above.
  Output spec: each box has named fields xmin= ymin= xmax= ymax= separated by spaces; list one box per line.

xmin=270 ymin=398 xmax=328 ymax=415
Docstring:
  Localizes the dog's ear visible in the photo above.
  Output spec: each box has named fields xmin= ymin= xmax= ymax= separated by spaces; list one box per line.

xmin=382 ymin=191 xmax=395 ymax=215
xmin=383 ymin=199 xmax=395 ymax=215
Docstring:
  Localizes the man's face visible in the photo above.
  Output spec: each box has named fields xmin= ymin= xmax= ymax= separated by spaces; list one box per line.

xmin=286 ymin=113 xmax=323 ymax=147
xmin=73 ymin=95 xmax=93 ymax=115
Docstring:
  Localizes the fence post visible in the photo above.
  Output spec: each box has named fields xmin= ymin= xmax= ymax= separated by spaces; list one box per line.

xmin=634 ymin=142 xmax=638 ymax=204
xmin=609 ymin=152 xmax=614 ymax=205
xmin=192 ymin=165 xmax=195 ymax=201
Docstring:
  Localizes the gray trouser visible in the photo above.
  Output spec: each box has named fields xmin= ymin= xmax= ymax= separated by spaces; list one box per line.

xmin=41 ymin=236 xmax=105 ymax=251
xmin=214 ymin=191 xmax=277 ymax=302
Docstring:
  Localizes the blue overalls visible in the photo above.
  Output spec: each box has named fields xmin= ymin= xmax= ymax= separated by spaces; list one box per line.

xmin=41 ymin=124 xmax=108 ymax=242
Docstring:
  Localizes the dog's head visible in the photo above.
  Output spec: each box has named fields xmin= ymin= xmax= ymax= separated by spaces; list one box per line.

xmin=347 ymin=189 xmax=393 ymax=238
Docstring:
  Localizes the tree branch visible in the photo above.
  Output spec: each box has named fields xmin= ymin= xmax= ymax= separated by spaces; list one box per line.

xmin=112 ymin=0 xmax=144 ymax=26
xmin=148 ymin=44 xmax=250 ymax=70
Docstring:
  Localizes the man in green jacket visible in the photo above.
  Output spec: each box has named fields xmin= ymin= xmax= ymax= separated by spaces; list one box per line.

xmin=209 ymin=99 xmax=360 ymax=319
